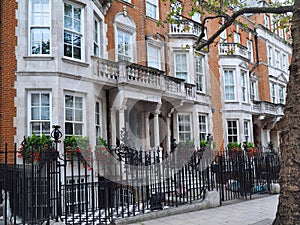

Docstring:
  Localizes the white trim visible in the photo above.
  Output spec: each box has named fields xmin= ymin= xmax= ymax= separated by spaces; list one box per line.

xmin=64 ymin=91 xmax=86 ymax=137
xmin=27 ymin=90 xmax=52 ymax=136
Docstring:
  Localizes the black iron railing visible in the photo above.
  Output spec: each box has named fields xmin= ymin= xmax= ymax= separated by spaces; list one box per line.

xmin=0 ymin=141 xmax=280 ymax=224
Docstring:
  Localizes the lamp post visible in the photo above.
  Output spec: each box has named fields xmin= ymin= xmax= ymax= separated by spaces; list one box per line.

xmin=49 ymin=125 xmax=63 ymax=222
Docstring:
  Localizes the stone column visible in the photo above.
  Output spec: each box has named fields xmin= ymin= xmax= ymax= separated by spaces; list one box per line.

xmin=119 ymin=108 xmax=126 ymax=143
xmin=144 ymin=112 xmax=151 ymax=149
xmin=154 ymin=111 xmax=160 ymax=148
xmin=110 ymin=108 xmax=117 ymax=147
xmin=166 ymin=116 xmax=171 ymax=153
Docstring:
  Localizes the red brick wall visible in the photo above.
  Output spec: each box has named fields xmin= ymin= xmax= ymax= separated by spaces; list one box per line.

xmin=0 ymin=0 xmax=17 ymax=158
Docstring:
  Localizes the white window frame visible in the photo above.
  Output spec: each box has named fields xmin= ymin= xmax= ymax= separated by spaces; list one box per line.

xmin=64 ymin=93 xmax=86 ymax=137
xmin=95 ymin=100 xmax=102 ymax=138
xmin=234 ymin=32 xmax=240 ymax=44
xmin=270 ymin=82 xmax=276 ymax=103
xmin=147 ymin=43 xmax=161 ymax=70
xmin=63 ymin=2 xmax=84 ymax=60
xmin=198 ymin=114 xmax=208 ymax=142
xmin=250 ymin=79 xmax=258 ymax=101
xmin=146 ymin=0 xmax=159 ymax=20
xmin=94 ymin=16 xmax=101 ymax=57
xmin=177 ymin=113 xmax=192 ymax=143
xmin=175 ymin=52 xmax=188 ymax=81
xmin=282 ymin=54 xmax=287 ymax=71
xmin=195 ymin=54 xmax=205 ymax=92
xmin=244 ymin=120 xmax=250 ymax=142
xmin=28 ymin=0 xmax=51 ymax=55
xmin=275 ymin=50 xmax=280 ymax=69
xmin=241 ymin=70 xmax=248 ymax=103
xmin=264 ymin=14 xmax=270 ymax=29
xmin=227 ymin=120 xmax=239 ymax=144
xmin=268 ymin=46 xmax=273 ymax=66
xmin=117 ymin=29 xmax=133 ymax=62
xmin=247 ymin=39 xmax=254 ymax=62
xmin=27 ymin=91 xmax=52 ymax=136
xmin=278 ymin=85 xmax=285 ymax=104
xmin=224 ymin=69 xmax=236 ymax=101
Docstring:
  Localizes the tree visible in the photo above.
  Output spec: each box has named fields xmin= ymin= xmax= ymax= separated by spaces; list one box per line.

xmin=165 ymin=0 xmax=299 ymax=224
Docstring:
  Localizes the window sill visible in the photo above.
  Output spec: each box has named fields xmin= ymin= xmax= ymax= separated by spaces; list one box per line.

xmin=24 ymin=56 xmax=54 ymax=61
xmin=146 ymin=16 xmax=159 ymax=23
xmin=62 ymin=57 xmax=89 ymax=67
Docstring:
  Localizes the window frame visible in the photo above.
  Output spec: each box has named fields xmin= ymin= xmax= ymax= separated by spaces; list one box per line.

xmin=268 ymin=46 xmax=273 ymax=66
xmin=227 ymin=120 xmax=239 ymax=144
xmin=64 ymin=93 xmax=86 ymax=137
xmin=241 ymin=70 xmax=248 ymax=103
xmin=250 ymin=79 xmax=258 ymax=101
xmin=195 ymin=54 xmax=205 ymax=93
xmin=177 ymin=113 xmax=192 ymax=143
xmin=93 ymin=16 xmax=101 ymax=57
xmin=198 ymin=114 xmax=208 ymax=142
xmin=278 ymin=85 xmax=285 ymax=104
xmin=27 ymin=91 xmax=52 ymax=136
xmin=146 ymin=0 xmax=159 ymax=20
xmin=175 ymin=52 xmax=188 ymax=81
xmin=224 ymin=69 xmax=236 ymax=101
xmin=28 ymin=0 xmax=51 ymax=56
xmin=244 ymin=120 xmax=250 ymax=142
xmin=95 ymin=100 xmax=103 ymax=139
xmin=63 ymin=1 xmax=85 ymax=61
xmin=147 ymin=43 xmax=161 ymax=70
xmin=117 ymin=29 xmax=133 ymax=62
xmin=233 ymin=32 xmax=240 ymax=44
xmin=270 ymin=82 xmax=276 ymax=103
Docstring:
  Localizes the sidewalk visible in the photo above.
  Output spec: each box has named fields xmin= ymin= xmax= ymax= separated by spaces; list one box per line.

xmin=128 ymin=194 xmax=279 ymax=225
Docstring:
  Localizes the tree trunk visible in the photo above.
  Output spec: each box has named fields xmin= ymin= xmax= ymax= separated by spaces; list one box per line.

xmin=273 ymin=1 xmax=300 ymax=224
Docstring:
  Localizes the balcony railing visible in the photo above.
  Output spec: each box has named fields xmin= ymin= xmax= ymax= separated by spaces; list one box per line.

xmin=92 ymin=57 xmax=198 ymax=99
xmin=169 ymin=17 xmax=206 ymax=38
xmin=252 ymin=101 xmax=284 ymax=116
xmin=219 ymin=43 xmax=251 ymax=60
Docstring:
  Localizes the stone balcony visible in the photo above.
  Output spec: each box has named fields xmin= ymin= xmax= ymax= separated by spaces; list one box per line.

xmin=219 ymin=43 xmax=251 ymax=60
xmin=168 ymin=17 xmax=206 ymax=39
xmin=252 ymin=100 xmax=284 ymax=116
xmin=92 ymin=57 xmax=200 ymax=101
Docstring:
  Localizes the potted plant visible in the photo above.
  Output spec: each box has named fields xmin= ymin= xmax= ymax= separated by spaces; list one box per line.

xmin=18 ymin=134 xmax=52 ymax=164
xmin=64 ymin=135 xmax=92 ymax=168
xmin=94 ymin=137 xmax=110 ymax=161
xmin=227 ymin=142 xmax=242 ymax=154
xmin=245 ymin=142 xmax=257 ymax=157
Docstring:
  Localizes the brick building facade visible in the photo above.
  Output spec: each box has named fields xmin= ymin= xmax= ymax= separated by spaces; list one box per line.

xmin=0 ymin=0 xmax=291 ymax=160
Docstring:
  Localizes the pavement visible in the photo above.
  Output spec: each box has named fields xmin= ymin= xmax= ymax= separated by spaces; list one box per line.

xmin=127 ymin=194 xmax=279 ymax=225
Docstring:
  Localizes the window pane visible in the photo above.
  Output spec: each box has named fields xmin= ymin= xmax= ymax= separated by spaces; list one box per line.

xmin=65 ymin=95 xmax=73 ymax=107
xmin=74 ymin=123 xmax=83 ymax=135
xmin=41 ymin=107 xmax=50 ymax=120
xmin=32 ymin=108 xmax=40 ymax=120
xmin=75 ymin=109 xmax=83 ymax=121
xmin=65 ymin=109 xmax=73 ymax=121
xmin=65 ymin=123 xmax=73 ymax=135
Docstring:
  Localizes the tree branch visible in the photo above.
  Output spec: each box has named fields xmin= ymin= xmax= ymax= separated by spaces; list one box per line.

xmin=195 ymin=5 xmax=294 ymax=51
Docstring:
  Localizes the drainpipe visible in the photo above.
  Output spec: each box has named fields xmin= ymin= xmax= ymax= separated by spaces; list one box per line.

xmin=106 ymin=90 xmax=110 ymax=145
xmin=249 ymin=31 xmax=259 ymax=75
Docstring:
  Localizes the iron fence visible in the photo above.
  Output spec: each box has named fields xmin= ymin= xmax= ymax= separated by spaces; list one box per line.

xmin=0 ymin=142 xmax=280 ymax=225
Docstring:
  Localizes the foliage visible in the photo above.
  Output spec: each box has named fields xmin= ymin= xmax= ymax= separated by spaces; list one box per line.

xmin=95 ymin=137 xmax=110 ymax=161
xmin=227 ymin=142 xmax=242 ymax=152
xmin=64 ymin=135 xmax=92 ymax=168
xmin=18 ymin=134 xmax=52 ymax=163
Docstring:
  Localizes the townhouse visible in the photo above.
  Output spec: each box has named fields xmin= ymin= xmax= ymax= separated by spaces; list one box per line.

xmin=0 ymin=0 xmax=291 ymax=161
